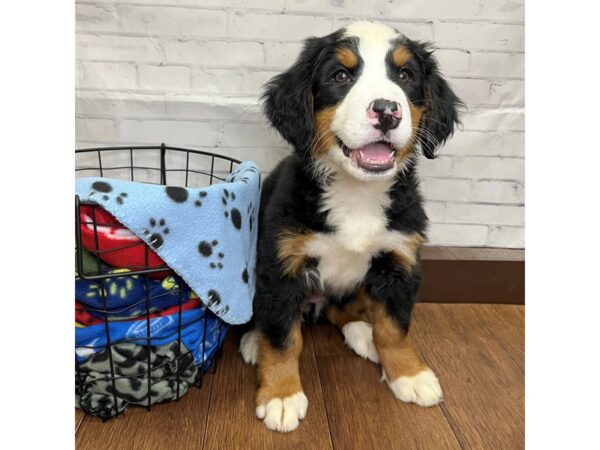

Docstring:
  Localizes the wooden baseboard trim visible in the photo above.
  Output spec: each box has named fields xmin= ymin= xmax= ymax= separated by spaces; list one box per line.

xmin=418 ymin=247 xmax=524 ymax=305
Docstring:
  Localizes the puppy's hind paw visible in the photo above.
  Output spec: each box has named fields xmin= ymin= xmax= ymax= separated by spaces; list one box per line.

xmin=239 ymin=329 xmax=260 ymax=365
xmin=342 ymin=321 xmax=380 ymax=363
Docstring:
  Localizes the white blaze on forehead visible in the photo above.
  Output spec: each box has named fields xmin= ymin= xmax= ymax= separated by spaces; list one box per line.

xmin=345 ymin=21 xmax=402 ymax=45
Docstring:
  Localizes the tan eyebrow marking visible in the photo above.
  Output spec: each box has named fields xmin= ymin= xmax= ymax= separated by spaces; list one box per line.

xmin=392 ymin=46 xmax=412 ymax=66
xmin=336 ymin=47 xmax=358 ymax=69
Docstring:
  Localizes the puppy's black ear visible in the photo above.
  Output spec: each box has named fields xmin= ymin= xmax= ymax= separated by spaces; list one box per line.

xmin=262 ymin=37 xmax=327 ymax=156
xmin=410 ymin=41 xmax=464 ymax=159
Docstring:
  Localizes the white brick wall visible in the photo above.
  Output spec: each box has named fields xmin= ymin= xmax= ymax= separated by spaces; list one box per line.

xmin=75 ymin=0 xmax=525 ymax=248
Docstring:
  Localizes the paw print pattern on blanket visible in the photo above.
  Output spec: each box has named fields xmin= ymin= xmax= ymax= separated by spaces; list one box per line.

xmin=89 ymin=181 xmax=128 ymax=204
xmin=206 ymin=289 xmax=229 ymax=317
xmin=222 ymin=189 xmax=242 ymax=230
xmin=198 ymin=239 xmax=224 ymax=269
xmin=142 ymin=218 xmax=170 ymax=250
xmin=165 ymin=186 xmax=189 ymax=203
xmin=195 ymin=191 xmax=207 ymax=207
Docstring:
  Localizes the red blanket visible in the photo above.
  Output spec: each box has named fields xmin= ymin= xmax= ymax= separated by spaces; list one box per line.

xmin=79 ymin=205 xmax=169 ymax=279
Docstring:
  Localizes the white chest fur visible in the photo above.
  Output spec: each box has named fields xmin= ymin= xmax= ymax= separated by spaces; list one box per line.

xmin=304 ymin=174 xmax=414 ymax=294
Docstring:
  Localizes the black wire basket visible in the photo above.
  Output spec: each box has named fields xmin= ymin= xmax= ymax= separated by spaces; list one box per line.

xmin=75 ymin=144 xmax=239 ymax=421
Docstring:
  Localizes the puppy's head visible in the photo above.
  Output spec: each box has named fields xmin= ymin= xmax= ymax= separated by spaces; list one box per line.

xmin=263 ymin=21 xmax=463 ymax=181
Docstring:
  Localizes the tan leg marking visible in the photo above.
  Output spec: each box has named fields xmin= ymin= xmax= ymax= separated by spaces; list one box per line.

xmin=370 ymin=300 xmax=427 ymax=379
xmin=276 ymin=230 xmax=314 ymax=277
xmin=255 ymin=322 xmax=308 ymax=432
xmin=390 ymin=232 xmax=425 ymax=272
xmin=370 ymin=299 xmax=443 ymax=406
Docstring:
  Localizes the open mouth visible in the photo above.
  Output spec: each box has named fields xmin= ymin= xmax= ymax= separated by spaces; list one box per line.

xmin=337 ymin=138 xmax=396 ymax=172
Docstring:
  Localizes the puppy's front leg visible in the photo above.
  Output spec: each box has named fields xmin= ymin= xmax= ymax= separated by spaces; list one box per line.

xmin=254 ymin=321 xmax=307 ymax=433
xmin=367 ymin=252 xmax=443 ymax=407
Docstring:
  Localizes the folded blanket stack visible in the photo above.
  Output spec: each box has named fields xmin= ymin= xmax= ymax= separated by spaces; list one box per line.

xmin=75 ymin=264 xmax=227 ymax=419
xmin=75 ymin=161 xmax=260 ymax=419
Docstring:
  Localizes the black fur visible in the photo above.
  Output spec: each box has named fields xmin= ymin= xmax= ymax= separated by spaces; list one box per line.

xmin=262 ymin=30 xmax=360 ymax=160
xmin=405 ymin=39 xmax=464 ymax=159
xmin=255 ymin=27 xmax=461 ymax=349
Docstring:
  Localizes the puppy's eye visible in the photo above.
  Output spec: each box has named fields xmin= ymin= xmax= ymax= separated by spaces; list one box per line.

xmin=398 ymin=69 xmax=412 ymax=83
xmin=334 ymin=69 xmax=350 ymax=84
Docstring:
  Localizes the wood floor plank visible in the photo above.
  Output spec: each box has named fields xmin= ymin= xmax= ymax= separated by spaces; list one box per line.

xmin=316 ymin=353 xmax=460 ymax=450
xmin=203 ymin=328 xmax=333 ymax=450
xmin=75 ymin=409 xmax=86 ymax=434
xmin=76 ymin=368 xmax=215 ymax=449
xmin=411 ymin=304 xmax=524 ymax=449
xmin=471 ymin=304 xmax=524 ymax=371
xmin=311 ymin=322 xmax=349 ymax=357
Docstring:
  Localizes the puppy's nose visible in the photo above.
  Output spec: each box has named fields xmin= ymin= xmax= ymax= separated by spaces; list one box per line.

xmin=367 ymin=98 xmax=402 ymax=134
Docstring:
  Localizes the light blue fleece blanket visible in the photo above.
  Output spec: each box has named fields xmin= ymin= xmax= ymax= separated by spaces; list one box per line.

xmin=75 ymin=162 xmax=261 ymax=325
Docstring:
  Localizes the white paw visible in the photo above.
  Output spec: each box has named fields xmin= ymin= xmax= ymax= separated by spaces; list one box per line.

xmin=342 ymin=321 xmax=380 ymax=363
xmin=387 ymin=369 xmax=443 ymax=407
xmin=256 ymin=392 xmax=308 ymax=433
xmin=240 ymin=329 xmax=260 ymax=365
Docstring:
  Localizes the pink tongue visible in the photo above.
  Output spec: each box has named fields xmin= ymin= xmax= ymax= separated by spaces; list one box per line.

xmin=352 ymin=142 xmax=394 ymax=170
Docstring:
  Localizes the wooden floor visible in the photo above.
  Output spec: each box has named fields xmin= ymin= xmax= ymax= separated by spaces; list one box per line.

xmin=76 ymin=303 xmax=524 ymax=449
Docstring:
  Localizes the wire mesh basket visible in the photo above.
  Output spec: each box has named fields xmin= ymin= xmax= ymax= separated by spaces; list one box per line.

xmin=75 ymin=144 xmax=239 ymax=421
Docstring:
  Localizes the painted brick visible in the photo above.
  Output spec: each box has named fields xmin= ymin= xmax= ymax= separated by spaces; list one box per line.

xmin=119 ymin=6 xmax=227 ymax=37
xmin=382 ymin=0 xmax=484 ymax=20
xmin=486 ymin=226 xmax=525 ymax=248
xmin=479 ymin=0 xmax=525 ymax=22
xmin=424 ymin=201 xmax=446 ymax=223
xmin=242 ymin=70 xmax=278 ymax=95
xmin=81 ymin=61 xmax=137 ymax=89
xmin=76 ymin=4 xmax=118 ymax=33
xmin=427 ymin=224 xmax=489 ymax=247
xmin=138 ymin=64 xmax=190 ymax=90
xmin=470 ymin=180 xmax=524 ymax=204
xmin=165 ymin=95 xmax=262 ymax=121
xmin=191 ymin=68 xmax=244 ymax=94
xmin=77 ymin=4 xmax=228 ymax=37
xmin=76 ymin=91 xmax=168 ymax=117
xmin=435 ymin=49 xmax=471 ymax=77
xmin=421 ymin=179 xmax=471 ymax=202
xmin=434 ymin=22 xmax=524 ymax=52
xmin=119 ymin=119 xmax=220 ymax=146
xmin=442 ymin=130 xmax=504 ymax=156
xmin=229 ymin=12 xmax=332 ymax=40
xmin=452 ymin=156 xmax=524 ymax=180
xmin=79 ymin=0 xmax=285 ymax=7
xmin=488 ymin=80 xmax=525 ymax=107
xmin=76 ymin=117 xmax=119 ymax=142
xmin=163 ymin=40 xmax=264 ymax=66
xmin=445 ymin=203 xmax=524 ymax=226
xmin=264 ymin=41 xmax=303 ymax=68
xmin=287 ymin=0 xmax=386 ymax=17
xmin=461 ymin=109 xmax=525 ymax=132
xmin=449 ymin=78 xmax=494 ymax=108
xmin=470 ymin=52 xmax=524 ymax=79
xmin=502 ymin=132 xmax=525 ymax=157
xmin=417 ymin=156 xmax=454 ymax=178
xmin=76 ymin=33 xmax=163 ymax=62
xmin=219 ymin=122 xmax=285 ymax=147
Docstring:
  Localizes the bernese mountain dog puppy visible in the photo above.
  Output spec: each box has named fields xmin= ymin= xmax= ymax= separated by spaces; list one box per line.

xmin=239 ymin=21 xmax=462 ymax=432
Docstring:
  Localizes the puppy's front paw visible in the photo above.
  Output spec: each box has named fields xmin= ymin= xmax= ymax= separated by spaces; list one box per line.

xmin=256 ymin=391 xmax=308 ymax=433
xmin=342 ymin=321 xmax=380 ymax=363
xmin=239 ymin=329 xmax=260 ymax=365
xmin=387 ymin=369 xmax=443 ymax=407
